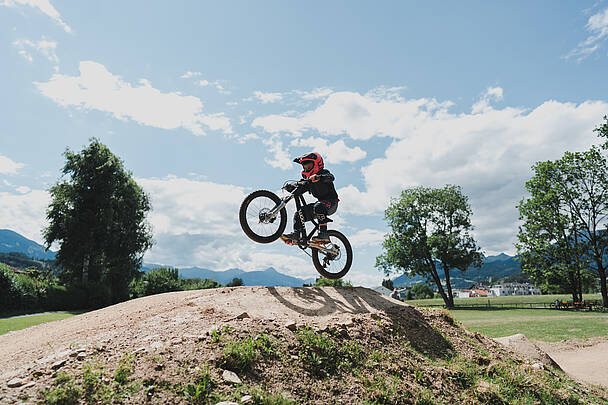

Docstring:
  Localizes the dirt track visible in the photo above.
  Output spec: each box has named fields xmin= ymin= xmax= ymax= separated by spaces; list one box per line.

xmin=538 ymin=338 xmax=608 ymax=388
xmin=0 ymin=286 xmax=403 ymax=381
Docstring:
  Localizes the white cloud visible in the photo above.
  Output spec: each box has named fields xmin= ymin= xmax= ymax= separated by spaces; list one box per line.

xmin=252 ymin=91 xmax=453 ymax=140
xmin=290 ymin=137 xmax=366 ymax=164
xmin=0 ymin=189 xmax=50 ymax=244
xmin=12 ymin=37 xmax=58 ymax=65
xmin=137 ymin=175 xmax=320 ymax=279
xmin=0 ymin=155 xmax=24 ymax=174
xmin=349 ymin=229 xmax=385 ymax=248
xmin=254 ymin=87 xmax=608 ymax=254
xmin=1 ymin=0 xmax=71 ymax=32
xmin=198 ymin=79 xmax=210 ymax=86
xmin=253 ymin=90 xmax=283 ymax=104
xmin=296 ymin=87 xmax=333 ymax=100
xmin=566 ymin=7 xmax=608 ymax=61
xmin=262 ymin=135 xmax=293 ymax=169
xmin=180 ymin=71 xmax=201 ymax=79
xmin=471 ymin=86 xmax=503 ymax=114
xmin=35 ymin=61 xmax=232 ymax=135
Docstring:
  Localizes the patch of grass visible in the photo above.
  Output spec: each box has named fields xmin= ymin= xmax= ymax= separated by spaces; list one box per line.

xmin=248 ymin=387 xmax=296 ymax=405
xmin=219 ymin=333 xmax=280 ymax=373
xmin=0 ymin=312 xmax=83 ymax=335
xmin=295 ymin=325 xmax=365 ymax=378
xmin=42 ymin=372 xmax=82 ymax=405
xmin=408 ymin=293 xmax=603 ymax=307
xmin=184 ymin=367 xmax=216 ymax=404
xmin=82 ymin=359 xmax=112 ymax=403
xmin=450 ymin=309 xmax=608 ymax=341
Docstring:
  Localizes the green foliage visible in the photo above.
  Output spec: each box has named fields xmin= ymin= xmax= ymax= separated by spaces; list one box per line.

xmin=311 ymin=277 xmax=352 ymax=287
xmin=381 ymin=279 xmax=394 ymax=290
xmin=43 ymin=372 xmax=82 ymax=405
xmin=219 ymin=333 xmax=279 ymax=373
xmin=410 ymin=284 xmax=434 ymax=300
xmin=295 ymin=325 xmax=365 ymax=377
xmin=184 ymin=367 xmax=215 ymax=404
xmin=376 ymin=185 xmax=482 ymax=308
xmin=226 ymin=277 xmax=244 ymax=287
xmin=129 ymin=268 xmax=221 ymax=298
xmin=594 ymin=115 xmax=608 ymax=149
xmin=517 ymin=147 xmax=608 ymax=305
xmin=44 ymin=138 xmax=153 ymax=305
xmin=82 ymin=360 xmax=112 ymax=403
xmin=181 ymin=277 xmax=220 ymax=291
xmin=0 ymin=263 xmax=19 ymax=309
xmin=114 ymin=353 xmax=135 ymax=386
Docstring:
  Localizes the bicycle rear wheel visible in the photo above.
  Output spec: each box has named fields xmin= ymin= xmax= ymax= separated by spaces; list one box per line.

xmin=239 ymin=190 xmax=287 ymax=243
xmin=312 ymin=230 xmax=353 ymax=279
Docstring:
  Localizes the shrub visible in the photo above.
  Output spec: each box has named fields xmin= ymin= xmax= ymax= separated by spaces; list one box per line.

xmin=0 ymin=264 xmax=20 ymax=309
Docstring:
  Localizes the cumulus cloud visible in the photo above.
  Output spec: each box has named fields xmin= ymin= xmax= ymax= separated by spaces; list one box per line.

xmin=566 ymin=7 xmax=608 ymax=61
xmin=262 ymin=135 xmax=293 ymax=169
xmin=290 ymin=137 xmax=366 ymax=164
xmin=137 ymin=175 xmax=320 ymax=279
xmin=35 ymin=61 xmax=232 ymax=135
xmin=254 ymin=87 xmax=608 ymax=254
xmin=12 ymin=37 xmax=58 ymax=65
xmin=295 ymin=87 xmax=333 ymax=100
xmin=349 ymin=229 xmax=385 ymax=248
xmin=0 ymin=154 xmax=24 ymax=174
xmin=180 ymin=71 xmax=201 ymax=79
xmin=1 ymin=0 xmax=71 ymax=32
xmin=253 ymin=90 xmax=283 ymax=104
xmin=0 ymin=189 xmax=50 ymax=244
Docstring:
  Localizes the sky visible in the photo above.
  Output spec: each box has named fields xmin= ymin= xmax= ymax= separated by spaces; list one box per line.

xmin=1 ymin=1 xmax=608 ymax=287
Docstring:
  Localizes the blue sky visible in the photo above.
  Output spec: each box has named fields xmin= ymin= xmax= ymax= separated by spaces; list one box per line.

xmin=1 ymin=1 xmax=608 ymax=286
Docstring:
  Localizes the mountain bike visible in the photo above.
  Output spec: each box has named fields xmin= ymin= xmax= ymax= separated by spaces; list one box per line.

xmin=239 ymin=179 xmax=353 ymax=279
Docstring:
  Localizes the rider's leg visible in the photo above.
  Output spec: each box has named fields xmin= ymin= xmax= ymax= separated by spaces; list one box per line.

xmin=311 ymin=200 xmax=338 ymax=243
xmin=280 ymin=204 xmax=314 ymax=242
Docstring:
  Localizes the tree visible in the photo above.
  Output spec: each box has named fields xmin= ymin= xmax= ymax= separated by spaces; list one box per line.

xmin=376 ymin=185 xmax=482 ymax=308
xmin=381 ymin=279 xmax=394 ymax=290
xmin=517 ymin=160 xmax=593 ymax=302
xmin=410 ymin=284 xmax=434 ymax=300
xmin=311 ymin=277 xmax=352 ymax=287
xmin=226 ymin=277 xmax=243 ymax=287
xmin=44 ymin=139 xmax=153 ymax=304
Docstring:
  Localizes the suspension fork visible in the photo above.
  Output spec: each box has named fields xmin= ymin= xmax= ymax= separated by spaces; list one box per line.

xmin=265 ymin=194 xmax=292 ymax=220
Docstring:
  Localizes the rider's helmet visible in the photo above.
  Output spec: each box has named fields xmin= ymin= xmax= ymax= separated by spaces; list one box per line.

xmin=293 ymin=152 xmax=324 ymax=178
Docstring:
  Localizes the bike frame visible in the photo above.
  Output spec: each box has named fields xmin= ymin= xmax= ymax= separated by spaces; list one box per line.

xmin=265 ymin=182 xmax=337 ymax=255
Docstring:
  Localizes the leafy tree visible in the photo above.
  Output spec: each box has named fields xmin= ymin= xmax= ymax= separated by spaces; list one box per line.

xmin=376 ymin=185 xmax=482 ymax=308
xmin=311 ymin=277 xmax=352 ymax=287
xmin=594 ymin=115 xmax=608 ymax=149
xmin=381 ymin=279 xmax=394 ymax=290
xmin=410 ymin=284 xmax=434 ymax=300
xmin=226 ymin=277 xmax=243 ymax=287
xmin=517 ymin=160 xmax=592 ymax=302
xmin=44 ymin=139 xmax=153 ymax=304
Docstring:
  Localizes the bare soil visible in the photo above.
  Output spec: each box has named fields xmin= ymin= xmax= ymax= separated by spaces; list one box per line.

xmin=0 ymin=286 xmax=605 ymax=404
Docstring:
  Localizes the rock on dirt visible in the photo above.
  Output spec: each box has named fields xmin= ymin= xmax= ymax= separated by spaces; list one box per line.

xmin=7 ymin=378 xmax=26 ymax=388
xmin=493 ymin=334 xmax=561 ymax=370
xmin=222 ymin=370 xmax=242 ymax=384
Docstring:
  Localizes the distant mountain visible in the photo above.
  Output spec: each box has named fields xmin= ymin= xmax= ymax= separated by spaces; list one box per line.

xmin=143 ymin=264 xmax=317 ymax=287
xmin=0 ymin=229 xmax=56 ymax=260
xmin=392 ymin=253 xmax=521 ymax=289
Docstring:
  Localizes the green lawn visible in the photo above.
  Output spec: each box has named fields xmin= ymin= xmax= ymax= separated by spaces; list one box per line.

xmin=409 ymin=293 xmax=603 ymax=307
xmin=447 ymin=308 xmax=608 ymax=342
xmin=0 ymin=312 xmax=82 ymax=335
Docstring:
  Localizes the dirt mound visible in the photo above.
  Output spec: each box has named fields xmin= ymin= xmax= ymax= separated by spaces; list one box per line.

xmin=1 ymin=287 xmax=606 ymax=404
xmin=493 ymin=334 xmax=562 ymax=370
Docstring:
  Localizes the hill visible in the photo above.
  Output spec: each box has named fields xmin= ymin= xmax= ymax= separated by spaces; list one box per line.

xmin=393 ymin=253 xmax=522 ymax=288
xmin=144 ymin=264 xmax=317 ymax=287
xmin=1 ymin=287 xmax=604 ymax=404
xmin=0 ymin=229 xmax=56 ymax=261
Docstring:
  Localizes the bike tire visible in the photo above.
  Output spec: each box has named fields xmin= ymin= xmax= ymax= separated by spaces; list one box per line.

xmin=239 ymin=190 xmax=287 ymax=244
xmin=312 ymin=230 xmax=353 ymax=279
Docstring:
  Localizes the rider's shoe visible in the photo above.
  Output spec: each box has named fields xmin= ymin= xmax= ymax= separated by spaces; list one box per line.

xmin=311 ymin=229 xmax=330 ymax=244
xmin=280 ymin=231 xmax=302 ymax=244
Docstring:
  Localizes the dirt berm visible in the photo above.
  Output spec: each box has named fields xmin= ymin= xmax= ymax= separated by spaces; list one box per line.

xmin=1 ymin=287 xmax=606 ymax=404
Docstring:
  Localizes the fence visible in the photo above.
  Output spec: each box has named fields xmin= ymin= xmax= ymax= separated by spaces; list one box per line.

xmin=418 ymin=300 xmax=603 ymax=310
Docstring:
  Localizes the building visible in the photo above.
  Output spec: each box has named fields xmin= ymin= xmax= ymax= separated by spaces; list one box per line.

xmin=490 ymin=282 xmax=541 ymax=296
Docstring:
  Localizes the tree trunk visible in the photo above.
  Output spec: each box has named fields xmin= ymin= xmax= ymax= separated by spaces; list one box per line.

xmin=427 ymin=257 xmax=451 ymax=308
xmin=568 ymin=270 xmax=578 ymax=303
xmin=82 ymin=255 xmax=89 ymax=284
xmin=597 ymin=260 xmax=608 ymax=308
xmin=443 ymin=263 xmax=455 ymax=308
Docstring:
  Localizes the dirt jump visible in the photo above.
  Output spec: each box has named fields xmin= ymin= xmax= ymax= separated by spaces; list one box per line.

xmin=1 ymin=287 xmax=606 ymax=404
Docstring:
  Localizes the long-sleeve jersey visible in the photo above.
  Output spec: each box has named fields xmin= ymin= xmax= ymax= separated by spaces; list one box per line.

xmin=301 ymin=169 xmax=339 ymax=201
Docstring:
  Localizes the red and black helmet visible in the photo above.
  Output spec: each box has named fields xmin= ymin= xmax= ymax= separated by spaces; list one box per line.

xmin=293 ymin=152 xmax=324 ymax=178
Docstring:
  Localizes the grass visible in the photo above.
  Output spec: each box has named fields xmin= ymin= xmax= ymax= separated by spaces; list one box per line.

xmin=0 ymin=311 xmax=83 ymax=335
xmin=408 ymin=293 xmax=603 ymax=307
xmin=449 ymin=308 xmax=608 ymax=341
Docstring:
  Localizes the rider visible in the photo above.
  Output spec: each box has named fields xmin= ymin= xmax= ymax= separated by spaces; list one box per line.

xmin=280 ymin=152 xmax=339 ymax=244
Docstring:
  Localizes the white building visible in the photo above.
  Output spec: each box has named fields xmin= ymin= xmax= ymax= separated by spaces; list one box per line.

xmin=490 ymin=282 xmax=541 ymax=296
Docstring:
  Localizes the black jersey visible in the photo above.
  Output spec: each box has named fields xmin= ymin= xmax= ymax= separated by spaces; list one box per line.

xmin=302 ymin=169 xmax=339 ymax=201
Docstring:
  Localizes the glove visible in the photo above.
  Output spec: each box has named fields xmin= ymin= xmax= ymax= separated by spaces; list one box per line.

xmin=284 ymin=183 xmax=296 ymax=192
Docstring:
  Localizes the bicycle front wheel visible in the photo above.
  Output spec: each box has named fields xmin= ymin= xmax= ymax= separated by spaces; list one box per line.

xmin=239 ymin=190 xmax=287 ymax=243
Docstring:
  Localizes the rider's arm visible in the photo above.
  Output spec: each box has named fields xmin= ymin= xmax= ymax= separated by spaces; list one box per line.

xmin=316 ymin=170 xmax=335 ymax=183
